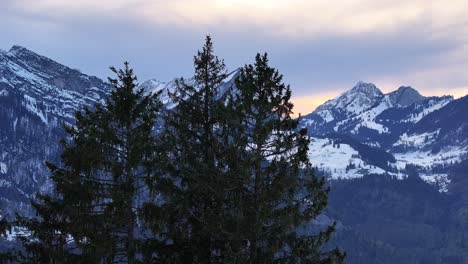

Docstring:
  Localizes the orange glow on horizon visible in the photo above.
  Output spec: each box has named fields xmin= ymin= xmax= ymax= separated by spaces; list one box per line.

xmin=291 ymin=86 xmax=468 ymax=117
xmin=291 ymin=92 xmax=339 ymax=117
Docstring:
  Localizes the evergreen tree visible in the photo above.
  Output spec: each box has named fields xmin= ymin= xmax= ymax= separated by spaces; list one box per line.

xmin=221 ymin=53 xmax=345 ymax=263
xmin=149 ymin=35 xmax=229 ymax=262
xmin=16 ymin=63 xmax=163 ymax=263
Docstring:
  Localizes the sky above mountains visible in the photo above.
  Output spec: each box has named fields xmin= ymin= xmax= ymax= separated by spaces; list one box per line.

xmin=1 ymin=0 xmax=467 ymax=115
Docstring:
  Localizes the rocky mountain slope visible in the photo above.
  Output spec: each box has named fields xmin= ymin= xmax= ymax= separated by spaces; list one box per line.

xmin=0 ymin=46 xmax=110 ymax=216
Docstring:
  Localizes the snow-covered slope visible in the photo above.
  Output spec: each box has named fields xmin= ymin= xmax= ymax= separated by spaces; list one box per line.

xmin=309 ymin=137 xmax=389 ymax=179
xmin=302 ymin=83 xmax=466 ymax=192
xmin=0 ymin=46 xmax=111 ymax=216
xmin=301 ymin=82 xmax=453 ymax=143
xmin=301 ymin=81 xmax=456 ymax=146
xmin=138 ymin=69 xmax=240 ymax=108
xmin=0 ymin=46 xmax=110 ymax=124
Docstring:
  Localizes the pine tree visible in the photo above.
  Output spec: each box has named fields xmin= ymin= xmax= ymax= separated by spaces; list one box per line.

xmin=16 ymin=63 xmax=163 ymax=263
xmin=149 ymin=35 xmax=229 ymax=262
xmin=221 ymin=53 xmax=345 ymax=263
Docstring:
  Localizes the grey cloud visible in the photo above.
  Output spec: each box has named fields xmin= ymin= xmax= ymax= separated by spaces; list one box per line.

xmin=0 ymin=0 xmax=467 ymax=100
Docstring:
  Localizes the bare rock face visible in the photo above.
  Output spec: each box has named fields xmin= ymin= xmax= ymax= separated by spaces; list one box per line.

xmin=387 ymin=86 xmax=425 ymax=107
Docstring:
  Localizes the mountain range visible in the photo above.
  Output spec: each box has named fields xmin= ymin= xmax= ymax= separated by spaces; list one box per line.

xmin=301 ymin=81 xmax=467 ymax=190
xmin=0 ymin=45 xmax=467 ymax=218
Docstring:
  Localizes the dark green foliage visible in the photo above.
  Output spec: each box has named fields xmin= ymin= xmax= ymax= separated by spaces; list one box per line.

xmin=219 ymin=53 xmax=344 ymax=263
xmin=147 ymin=35 xmax=230 ymax=263
xmin=145 ymin=38 xmax=342 ymax=263
xmin=448 ymin=159 xmax=468 ymax=199
xmin=16 ymin=62 xmax=163 ymax=263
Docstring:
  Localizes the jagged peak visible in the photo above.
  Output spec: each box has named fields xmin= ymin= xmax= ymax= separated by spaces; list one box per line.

xmin=140 ymin=78 xmax=166 ymax=86
xmin=387 ymin=86 xmax=425 ymax=107
xmin=395 ymin=86 xmax=421 ymax=95
xmin=7 ymin=45 xmax=55 ymax=65
xmin=9 ymin=45 xmax=28 ymax=52
xmin=8 ymin=45 xmax=37 ymax=57
xmin=387 ymin=86 xmax=423 ymax=97
xmin=355 ymin=80 xmax=373 ymax=86
xmin=349 ymin=81 xmax=383 ymax=96
xmin=6 ymin=45 xmax=62 ymax=71
xmin=139 ymin=79 xmax=167 ymax=96
xmin=313 ymin=81 xmax=383 ymax=115
xmin=3 ymin=45 xmax=97 ymax=82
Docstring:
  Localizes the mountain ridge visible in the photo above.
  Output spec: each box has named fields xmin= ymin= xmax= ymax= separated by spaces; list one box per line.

xmin=300 ymin=81 xmax=465 ymax=190
xmin=0 ymin=45 xmax=111 ymax=216
xmin=0 ymin=45 xmax=111 ymax=125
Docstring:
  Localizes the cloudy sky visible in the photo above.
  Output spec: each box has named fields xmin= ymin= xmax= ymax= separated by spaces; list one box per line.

xmin=1 ymin=0 xmax=467 ymax=115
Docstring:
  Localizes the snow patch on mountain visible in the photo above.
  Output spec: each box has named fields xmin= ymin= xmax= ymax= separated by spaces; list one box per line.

xmin=394 ymin=146 xmax=468 ymax=170
xmin=22 ymin=94 xmax=48 ymax=123
xmin=404 ymin=97 xmax=452 ymax=123
xmin=333 ymin=96 xmax=392 ymax=134
xmin=309 ymin=137 xmax=388 ymax=179
xmin=0 ymin=162 xmax=7 ymax=174
xmin=352 ymin=120 xmax=389 ymax=134
xmin=139 ymin=78 xmax=177 ymax=108
xmin=317 ymin=109 xmax=334 ymax=122
xmin=393 ymin=130 xmax=440 ymax=148
xmin=420 ymin=173 xmax=450 ymax=193
xmin=333 ymin=97 xmax=392 ymax=134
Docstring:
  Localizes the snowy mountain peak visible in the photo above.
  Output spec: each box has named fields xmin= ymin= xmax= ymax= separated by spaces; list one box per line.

xmin=315 ymin=82 xmax=383 ymax=115
xmin=301 ymin=81 xmax=461 ymax=146
xmin=0 ymin=45 xmax=110 ymax=124
xmin=387 ymin=86 xmax=425 ymax=107
xmin=138 ymin=78 xmax=177 ymax=107
xmin=139 ymin=79 xmax=166 ymax=95
xmin=351 ymin=81 xmax=383 ymax=97
xmin=6 ymin=45 xmax=64 ymax=72
xmin=396 ymin=86 xmax=418 ymax=92
xmin=7 ymin=45 xmax=49 ymax=64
